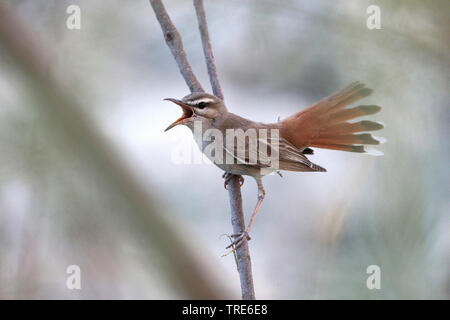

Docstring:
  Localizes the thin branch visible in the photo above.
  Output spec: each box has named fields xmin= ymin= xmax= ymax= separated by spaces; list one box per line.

xmin=150 ymin=0 xmax=204 ymax=93
xmin=150 ymin=0 xmax=255 ymax=299
xmin=226 ymin=178 xmax=256 ymax=299
xmin=193 ymin=0 xmax=223 ymax=100
xmin=193 ymin=0 xmax=254 ymax=300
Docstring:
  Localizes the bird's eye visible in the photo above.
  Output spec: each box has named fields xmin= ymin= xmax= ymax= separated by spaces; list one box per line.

xmin=197 ymin=102 xmax=206 ymax=109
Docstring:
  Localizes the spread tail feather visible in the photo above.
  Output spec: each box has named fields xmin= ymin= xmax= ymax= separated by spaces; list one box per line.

xmin=280 ymin=82 xmax=384 ymax=153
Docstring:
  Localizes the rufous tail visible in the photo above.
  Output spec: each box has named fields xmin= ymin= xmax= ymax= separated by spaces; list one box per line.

xmin=280 ymin=82 xmax=384 ymax=153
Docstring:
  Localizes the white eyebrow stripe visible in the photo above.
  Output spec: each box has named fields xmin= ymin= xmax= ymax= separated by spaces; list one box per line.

xmin=186 ymin=98 xmax=215 ymax=105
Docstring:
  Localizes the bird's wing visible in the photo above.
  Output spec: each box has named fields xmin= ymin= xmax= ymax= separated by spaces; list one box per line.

xmin=223 ymin=132 xmax=326 ymax=172
xmin=222 ymin=135 xmax=272 ymax=168
xmin=277 ymin=136 xmax=326 ymax=172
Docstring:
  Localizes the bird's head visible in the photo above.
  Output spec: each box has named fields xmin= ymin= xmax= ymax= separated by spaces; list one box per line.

xmin=163 ymin=93 xmax=226 ymax=131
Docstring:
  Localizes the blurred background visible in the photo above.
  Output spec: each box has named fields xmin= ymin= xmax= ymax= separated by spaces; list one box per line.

xmin=0 ymin=0 xmax=448 ymax=299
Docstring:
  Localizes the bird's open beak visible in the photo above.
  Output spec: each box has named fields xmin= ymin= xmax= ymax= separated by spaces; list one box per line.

xmin=163 ymin=98 xmax=194 ymax=132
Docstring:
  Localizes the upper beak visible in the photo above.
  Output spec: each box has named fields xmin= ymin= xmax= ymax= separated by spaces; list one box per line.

xmin=163 ymin=98 xmax=194 ymax=132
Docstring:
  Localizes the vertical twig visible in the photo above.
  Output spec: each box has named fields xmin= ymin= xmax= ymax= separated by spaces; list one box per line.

xmin=193 ymin=0 xmax=223 ymax=100
xmin=150 ymin=0 xmax=255 ymax=299
xmin=226 ymin=178 xmax=255 ymax=299
xmin=193 ymin=0 xmax=255 ymax=300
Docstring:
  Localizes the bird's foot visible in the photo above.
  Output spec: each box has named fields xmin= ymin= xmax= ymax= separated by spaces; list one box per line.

xmin=226 ymin=231 xmax=251 ymax=250
xmin=222 ymin=172 xmax=244 ymax=189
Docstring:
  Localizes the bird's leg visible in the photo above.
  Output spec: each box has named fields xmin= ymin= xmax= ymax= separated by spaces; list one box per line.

xmin=245 ymin=180 xmax=265 ymax=235
xmin=226 ymin=178 xmax=265 ymax=249
xmin=222 ymin=172 xmax=244 ymax=189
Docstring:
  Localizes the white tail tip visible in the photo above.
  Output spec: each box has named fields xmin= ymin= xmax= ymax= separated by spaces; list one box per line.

xmin=364 ymin=147 xmax=384 ymax=156
xmin=373 ymin=136 xmax=388 ymax=144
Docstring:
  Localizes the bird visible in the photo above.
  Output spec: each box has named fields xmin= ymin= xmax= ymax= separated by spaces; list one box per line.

xmin=164 ymin=81 xmax=383 ymax=248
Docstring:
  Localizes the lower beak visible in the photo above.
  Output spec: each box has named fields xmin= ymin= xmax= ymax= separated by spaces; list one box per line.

xmin=163 ymin=98 xmax=194 ymax=132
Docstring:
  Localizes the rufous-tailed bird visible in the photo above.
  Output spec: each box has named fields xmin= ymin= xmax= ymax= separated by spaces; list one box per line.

xmin=164 ymin=82 xmax=383 ymax=248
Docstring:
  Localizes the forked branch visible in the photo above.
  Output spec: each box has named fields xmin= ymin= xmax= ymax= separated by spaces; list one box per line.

xmin=193 ymin=0 xmax=255 ymax=300
xmin=150 ymin=0 xmax=255 ymax=299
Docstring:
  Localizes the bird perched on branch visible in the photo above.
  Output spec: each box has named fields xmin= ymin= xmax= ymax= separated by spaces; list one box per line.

xmin=164 ymin=82 xmax=384 ymax=248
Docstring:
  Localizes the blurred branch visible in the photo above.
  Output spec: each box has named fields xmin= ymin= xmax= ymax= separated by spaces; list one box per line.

xmin=150 ymin=0 xmax=255 ymax=299
xmin=193 ymin=0 xmax=254 ymax=300
xmin=0 ymin=2 xmax=226 ymax=299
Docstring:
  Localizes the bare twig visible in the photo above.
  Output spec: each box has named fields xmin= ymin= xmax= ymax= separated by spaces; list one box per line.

xmin=150 ymin=0 xmax=204 ymax=93
xmin=194 ymin=0 xmax=255 ymax=300
xmin=193 ymin=0 xmax=223 ymax=100
xmin=226 ymin=178 xmax=255 ymax=299
xmin=150 ymin=0 xmax=255 ymax=299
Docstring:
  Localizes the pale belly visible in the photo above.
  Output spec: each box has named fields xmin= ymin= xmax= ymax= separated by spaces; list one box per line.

xmin=203 ymin=148 xmax=274 ymax=178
